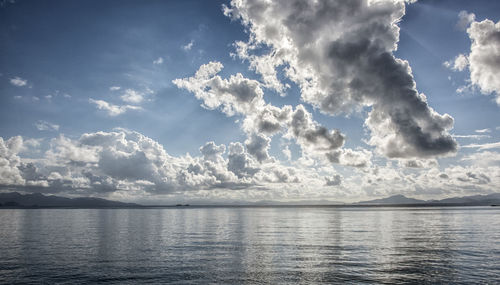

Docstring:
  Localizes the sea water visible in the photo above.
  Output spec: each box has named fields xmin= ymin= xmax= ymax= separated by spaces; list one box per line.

xmin=1 ymin=206 xmax=499 ymax=284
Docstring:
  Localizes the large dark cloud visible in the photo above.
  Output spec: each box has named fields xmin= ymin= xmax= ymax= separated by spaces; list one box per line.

xmin=225 ymin=0 xmax=457 ymax=158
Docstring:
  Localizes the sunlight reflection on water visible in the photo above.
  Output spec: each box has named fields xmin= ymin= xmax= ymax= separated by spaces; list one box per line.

xmin=1 ymin=207 xmax=499 ymax=284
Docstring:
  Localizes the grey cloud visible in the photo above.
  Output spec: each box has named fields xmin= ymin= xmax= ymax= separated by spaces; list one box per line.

xmin=457 ymin=171 xmax=491 ymax=185
xmin=325 ymin=174 xmax=342 ymax=186
xmin=227 ymin=142 xmax=260 ymax=179
xmin=439 ymin=173 xmax=449 ymax=179
xmin=245 ymin=133 xmax=271 ymax=162
xmin=226 ymin=0 xmax=457 ymax=158
xmin=174 ymin=63 xmax=350 ymax=165
xmin=288 ymin=105 xmax=344 ymax=154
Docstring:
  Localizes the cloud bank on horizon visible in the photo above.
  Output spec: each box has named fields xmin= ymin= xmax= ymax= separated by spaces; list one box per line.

xmin=1 ymin=0 xmax=500 ymax=203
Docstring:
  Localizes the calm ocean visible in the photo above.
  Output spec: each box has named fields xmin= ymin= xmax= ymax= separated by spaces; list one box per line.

xmin=1 ymin=207 xmax=499 ymax=284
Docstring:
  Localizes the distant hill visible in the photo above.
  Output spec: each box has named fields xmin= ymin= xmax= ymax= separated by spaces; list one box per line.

xmin=0 ymin=192 xmax=141 ymax=208
xmin=358 ymin=194 xmax=425 ymax=205
xmin=435 ymin=193 xmax=500 ymax=205
xmin=358 ymin=193 xmax=500 ymax=206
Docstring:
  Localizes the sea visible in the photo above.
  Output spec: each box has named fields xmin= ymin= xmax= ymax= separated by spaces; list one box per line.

xmin=0 ymin=206 xmax=499 ymax=284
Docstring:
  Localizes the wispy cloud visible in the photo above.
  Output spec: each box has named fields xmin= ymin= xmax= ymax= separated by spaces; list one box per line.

xmin=89 ymin=99 xmax=142 ymax=116
xmin=182 ymin=40 xmax=194 ymax=51
xmin=35 ymin=120 xmax=59 ymax=131
xmin=475 ymin=128 xmax=491 ymax=133
xmin=109 ymin=86 xmax=121 ymax=91
xmin=462 ymin=141 xmax=500 ymax=150
xmin=10 ymin=76 xmax=27 ymax=87
xmin=153 ymin=57 xmax=164 ymax=65
xmin=452 ymin=134 xmax=490 ymax=140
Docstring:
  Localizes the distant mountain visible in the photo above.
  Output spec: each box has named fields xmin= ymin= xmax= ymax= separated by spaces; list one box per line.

xmin=435 ymin=193 xmax=500 ymax=205
xmin=252 ymin=199 xmax=344 ymax=206
xmin=358 ymin=193 xmax=500 ymax=206
xmin=0 ymin=192 xmax=141 ymax=208
xmin=358 ymin=194 xmax=425 ymax=205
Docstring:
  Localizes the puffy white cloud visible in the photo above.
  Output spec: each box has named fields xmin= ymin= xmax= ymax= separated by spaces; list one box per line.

xmin=444 ymin=54 xmax=468 ymax=71
xmin=224 ymin=0 xmax=457 ymax=158
xmin=10 ymin=76 xmax=27 ymax=87
xmin=337 ymin=148 xmax=373 ymax=168
xmin=454 ymin=15 xmax=500 ymax=105
xmin=398 ymin=158 xmax=437 ymax=169
xmin=89 ymin=99 xmax=142 ymax=116
xmin=173 ymin=62 xmax=265 ymax=116
xmin=0 ymin=136 xmax=25 ymax=186
xmin=34 ymin=120 xmax=60 ymax=131
xmin=2 ymin=130 xmax=500 ymax=202
xmin=46 ymin=135 xmax=100 ymax=165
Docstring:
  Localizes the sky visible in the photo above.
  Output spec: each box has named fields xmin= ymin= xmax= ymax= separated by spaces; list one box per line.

xmin=1 ymin=0 xmax=500 ymax=204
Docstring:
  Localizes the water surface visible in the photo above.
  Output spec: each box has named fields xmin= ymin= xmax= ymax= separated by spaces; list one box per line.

xmin=1 ymin=207 xmax=499 ymax=284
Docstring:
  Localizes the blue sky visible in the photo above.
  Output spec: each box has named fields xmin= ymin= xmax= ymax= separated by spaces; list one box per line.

xmin=1 ymin=0 xmax=500 ymax=203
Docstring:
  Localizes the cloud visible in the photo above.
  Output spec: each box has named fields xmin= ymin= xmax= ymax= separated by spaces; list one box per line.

xmin=120 ymin=89 xmax=145 ymax=104
xmin=462 ymin=141 xmax=500 ymax=151
xmin=153 ymin=57 xmax=164 ymax=65
xmin=454 ymin=15 xmax=500 ymax=105
xmin=0 ymin=136 xmax=25 ymax=186
xmin=3 ymin=130 xmax=500 ymax=202
xmin=174 ymin=63 xmax=351 ymax=164
xmin=34 ymin=120 xmax=59 ymax=131
xmin=398 ymin=158 xmax=437 ymax=169
xmin=89 ymin=99 xmax=142 ymax=116
xmin=224 ymin=0 xmax=457 ymax=159
xmin=456 ymin=10 xmax=476 ymax=31
xmin=325 ymin=174 xmax=342 ymax=186
xmin=475 ymin=128 xmax=491 ymax=133
xmin=245 ymin=133 xmax=271 ymax=162
xmin=452 ymin=134 xmax=490 ymax=140
xmin=173 ymin=61 xmax=265 ymax=116
xmin=282 ymin=145 xmax=292 ymax=160
xmin=461 ymin=151 xmax=500 ymax=167
xmin=182 ymin=40 xmax=194 ymax=51
xmin=443 ymin=54 xmax=468 ymax=71
xmin=0 ymin=130 xmax=353 ymax=200
xmin=10 ymin=76 xmax=27 ymax=87
xmin=109 ymin=86 xmax=121 ymax=91
xmin=286 ymin=104 xmax=345 ymax=158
